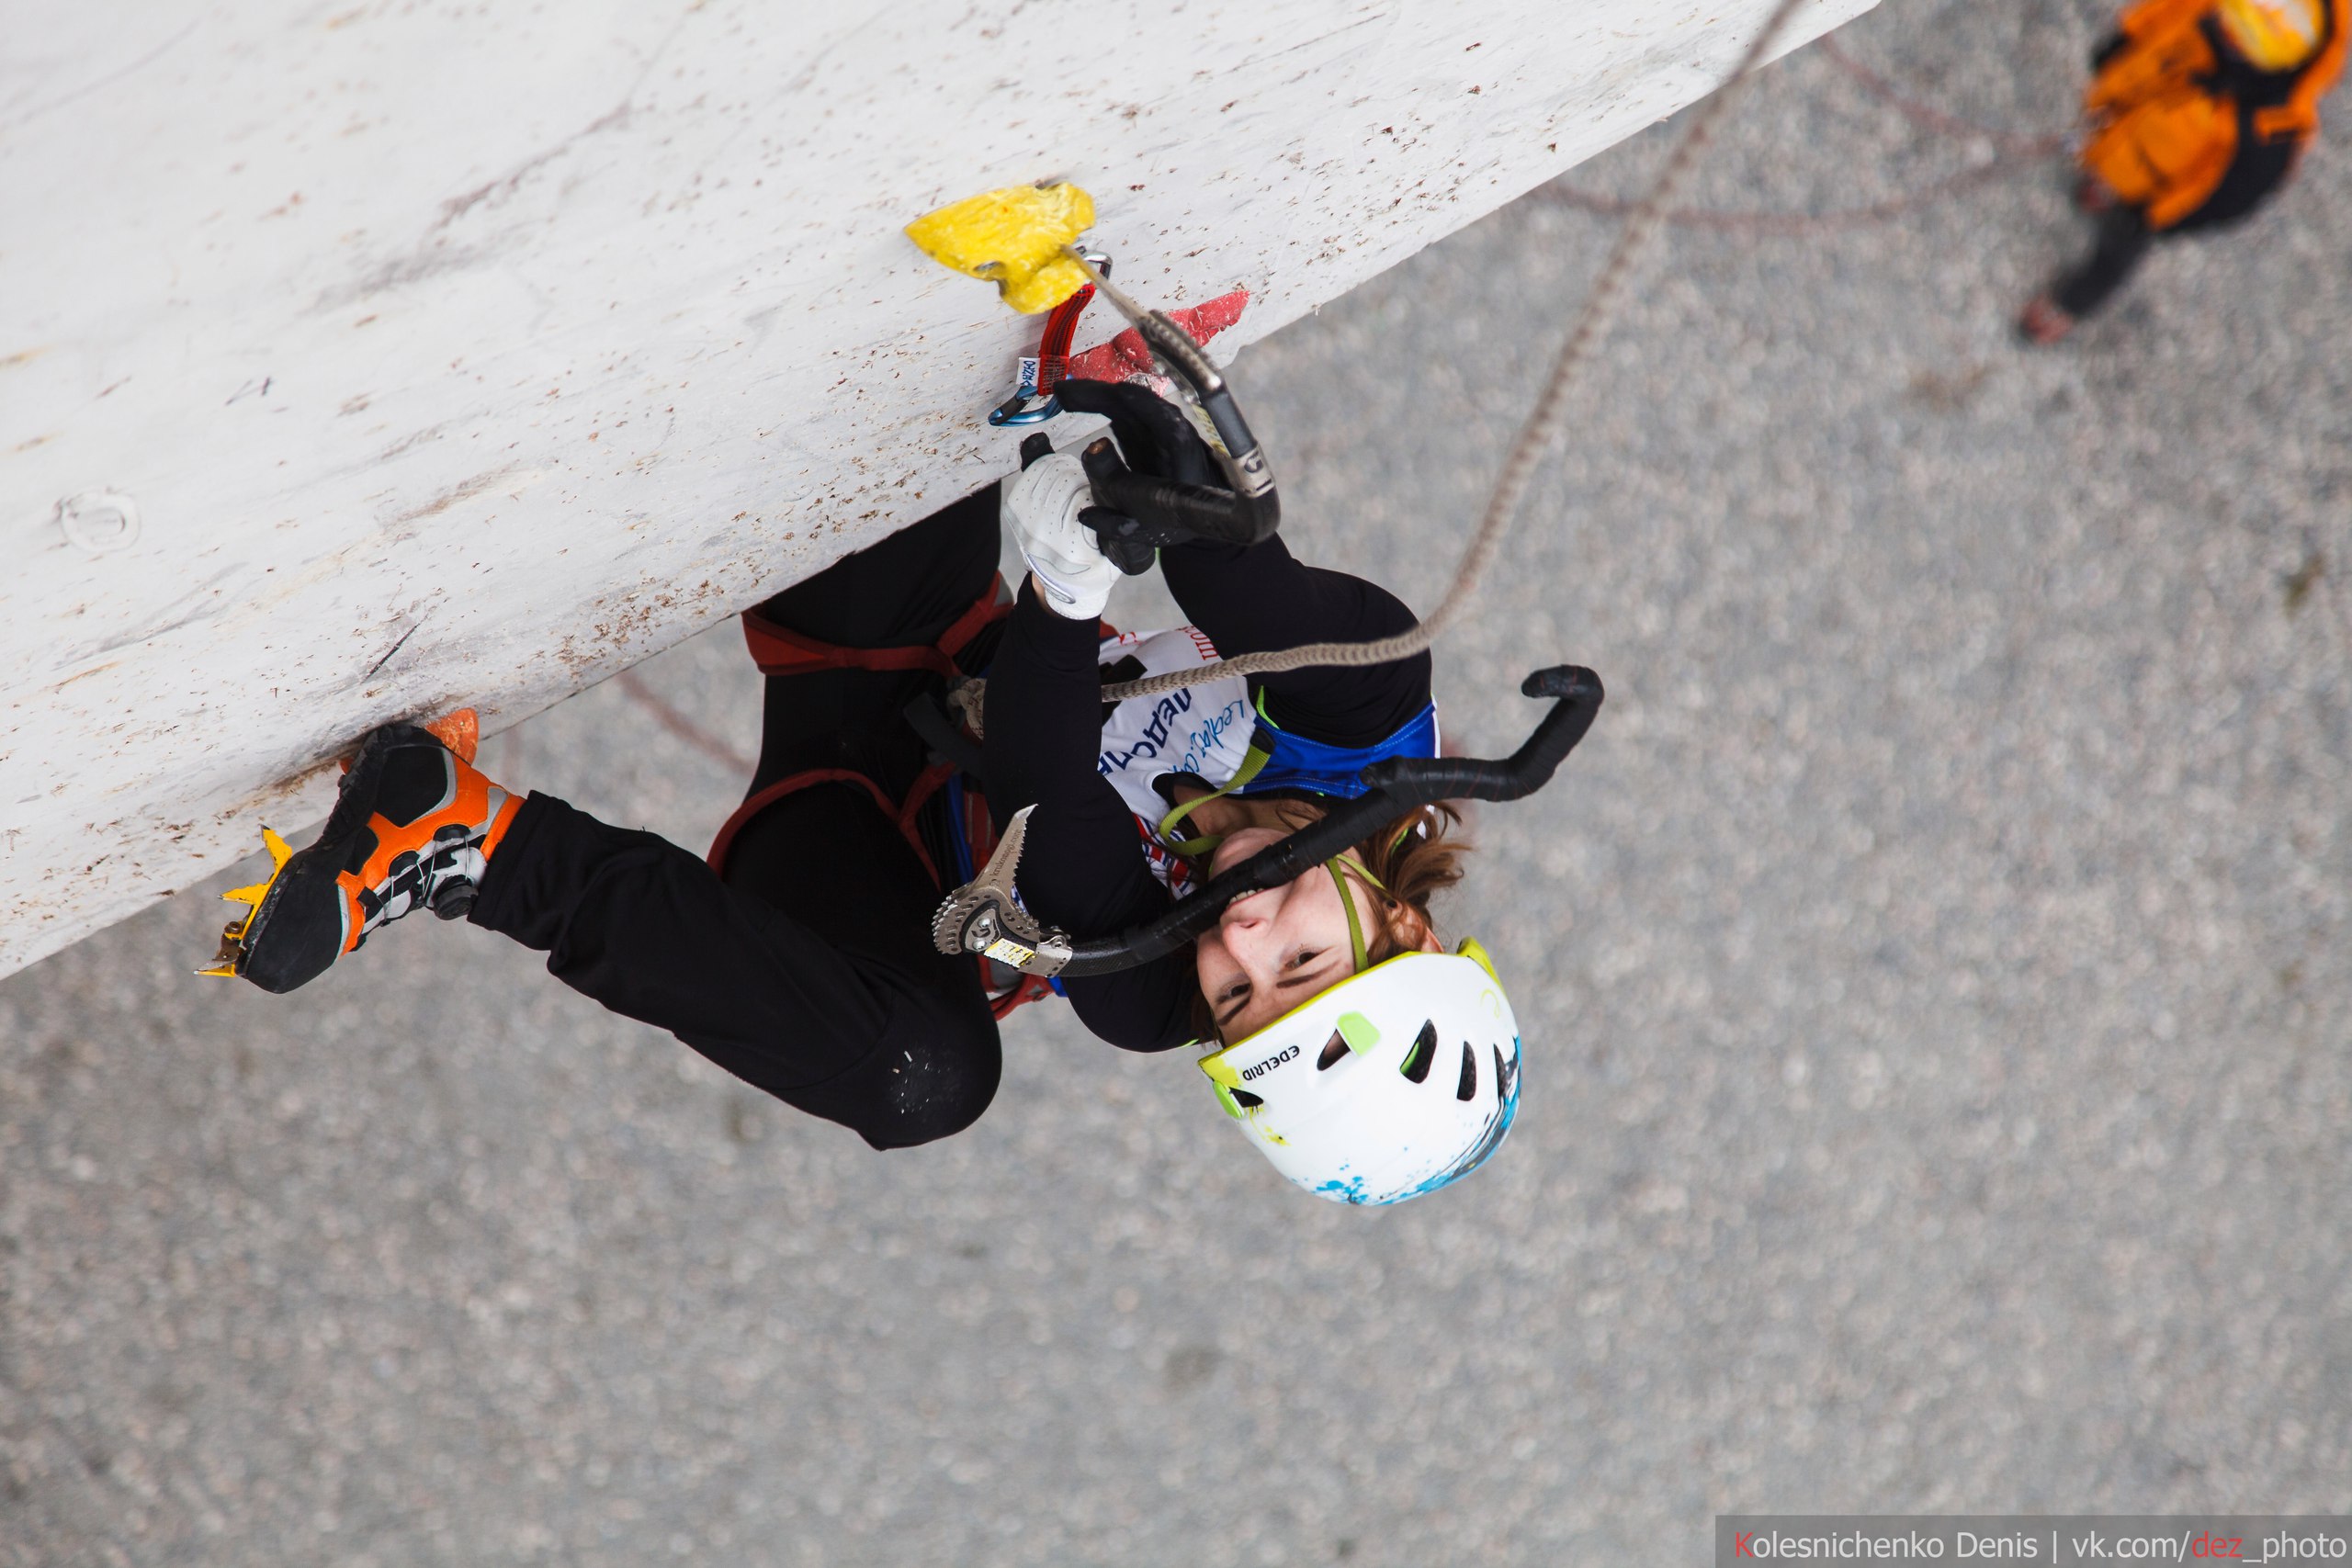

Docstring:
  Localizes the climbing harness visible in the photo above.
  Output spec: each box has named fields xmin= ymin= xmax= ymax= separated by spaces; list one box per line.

xmin=708 ymin=573 xmax=1056 ymax=1019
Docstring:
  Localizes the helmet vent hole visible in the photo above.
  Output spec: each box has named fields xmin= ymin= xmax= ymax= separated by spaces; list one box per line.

xmin=1317 ymin=1031 xmax=1351 ymax=1071
xmin=1400 ymin=1021 xmax=1439 ymax=1084
xmin=1455 ymin=1043 xmax=1477 ymax=1101
xmin=1230 ymin=1089 xmax=1264 ymax=1109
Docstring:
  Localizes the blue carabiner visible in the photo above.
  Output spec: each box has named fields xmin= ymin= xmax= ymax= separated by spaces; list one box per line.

xmin=988 ymin=389 xmax=1062 ymax=427
xmin=982 ymin=258 xmax=1106 ymax=428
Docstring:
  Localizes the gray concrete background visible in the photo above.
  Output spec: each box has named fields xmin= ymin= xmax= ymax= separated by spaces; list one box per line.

xmin=6 ymin=0 xmax=2350 ymax=1561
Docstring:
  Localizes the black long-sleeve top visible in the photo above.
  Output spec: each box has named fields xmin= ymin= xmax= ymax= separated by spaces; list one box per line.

xmin=982 ymin=536 xmax=1430 ymax=1053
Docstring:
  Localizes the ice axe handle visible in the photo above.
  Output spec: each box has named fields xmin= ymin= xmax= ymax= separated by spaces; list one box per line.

xmin=1360 ymin=666 xmax=1603 ymax=805
xmin=1131 ymin=312 xmax=1272 ymax=501
xmin=1080 ymin=503 xmax=1159 ymax=576
xmin=1051 ymin=664 xmax=1602 ymax=977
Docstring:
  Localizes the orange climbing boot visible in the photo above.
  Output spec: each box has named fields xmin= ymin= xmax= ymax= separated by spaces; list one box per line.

xmin=201 ymin=711 xmax=521 ymax=993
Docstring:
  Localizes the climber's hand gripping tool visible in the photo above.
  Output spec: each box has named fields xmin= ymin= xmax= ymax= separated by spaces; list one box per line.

xmin=1058 ymin=251 xmax=1280 ymax=574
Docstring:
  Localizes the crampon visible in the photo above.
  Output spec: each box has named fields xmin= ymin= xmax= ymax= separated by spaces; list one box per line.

xmin=200 ymin=709 xmax=520 ymax=993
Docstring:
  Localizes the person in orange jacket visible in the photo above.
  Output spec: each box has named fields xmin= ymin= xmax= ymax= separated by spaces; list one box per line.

xmin=2021 ymin=0 xmax=2346 ymax=342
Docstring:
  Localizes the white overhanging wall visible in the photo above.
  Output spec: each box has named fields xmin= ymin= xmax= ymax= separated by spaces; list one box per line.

xmin=1 ymin=0 xmax=1873 ymax=977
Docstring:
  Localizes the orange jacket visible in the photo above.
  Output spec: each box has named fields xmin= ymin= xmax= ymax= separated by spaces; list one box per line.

xmin=2081 ymin=0 xmax=2346 ymax=227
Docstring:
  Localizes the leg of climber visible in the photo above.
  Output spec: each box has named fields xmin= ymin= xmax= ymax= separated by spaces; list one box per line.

xmin=226 ymin=491 xmax=1007 ymax=1151
xmin=738 ymin=485 xmax=1002 ymax=803
xmin=2021 ymin=205 xmax=2154 ymax=343
xmin=476 ymin=488 xmax=1008 ymax=1148
xmin=2023 ymin=122 xmax=2303 ymax=344
xmin=697 ymin=485 xmax=1009 ymax=1142
xmin=469 ymin=782 xmax=1001 ymax=1149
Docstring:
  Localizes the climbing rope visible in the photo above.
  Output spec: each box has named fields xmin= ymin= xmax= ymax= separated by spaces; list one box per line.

xmin=1541 ymin=38 xmax=2069 ymax=235
xmin=1816 ymin=36 xmax=2070 ymax=159
xmin=1081 ymin=0 xmax=1815 ymax=708
xmin=1544 ymin=155 xmax=2038 ymax=234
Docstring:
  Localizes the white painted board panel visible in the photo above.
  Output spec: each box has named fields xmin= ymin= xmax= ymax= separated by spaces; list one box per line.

xmin=1 ymin=0 xmax=1872 ymax=976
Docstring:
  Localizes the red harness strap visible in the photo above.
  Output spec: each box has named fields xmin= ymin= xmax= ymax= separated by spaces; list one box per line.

xmin=705 ymin=763 xmax=1055 ymax=1021
xmin=710 ymin=574 xmax=1057 ymax=1020
xmin=741 ymin=572 xmax=1011 ymax=678
xmin=707 ymin=765 xmax=952 ymax=886
xmin=989 ymin=973 xmax=1061 ymax=1018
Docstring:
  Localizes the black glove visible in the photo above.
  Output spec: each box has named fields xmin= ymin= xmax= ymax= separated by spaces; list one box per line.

xmin=1047 ymin=378 xmax=1215 ymax=573
xmin=1046 ymin=376 xmax=1280 ymax=568
xmin=1053 ymin=378 xmax=1222 ymax=488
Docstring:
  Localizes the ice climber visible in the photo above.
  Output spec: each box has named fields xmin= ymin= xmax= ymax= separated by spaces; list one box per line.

xmin=2021 ymin=0 xmax=2347 ymax=342
xmin=207 ymin=379 xmax=1525 ymax=1206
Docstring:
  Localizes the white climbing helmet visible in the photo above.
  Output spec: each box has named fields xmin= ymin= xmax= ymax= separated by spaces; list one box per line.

xmin=1196 ymin=942 xmax=1521 ymax=1206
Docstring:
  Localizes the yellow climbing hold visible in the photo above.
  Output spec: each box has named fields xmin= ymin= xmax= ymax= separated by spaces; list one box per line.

xmin=906 ymin=182 xmax=1096 ymax=314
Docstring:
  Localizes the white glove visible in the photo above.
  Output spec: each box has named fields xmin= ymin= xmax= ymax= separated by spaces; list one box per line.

xmin=1001 ymin=453 xmax=1115 ymax=621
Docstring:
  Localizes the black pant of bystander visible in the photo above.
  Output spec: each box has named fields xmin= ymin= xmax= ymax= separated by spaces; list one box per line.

xmin=2051 ymin=132 xmax=2301 ymax=321
xmin=2053 ymin=206 xmax=2156 ymax=318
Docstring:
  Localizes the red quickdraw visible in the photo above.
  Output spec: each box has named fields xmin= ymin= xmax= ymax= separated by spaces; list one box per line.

xmin=986 ymin=253 xmax=1107 ymax=426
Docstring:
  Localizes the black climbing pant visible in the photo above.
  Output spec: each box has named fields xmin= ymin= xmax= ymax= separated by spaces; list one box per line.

xmin=469 ymin=494 xmax=1006 ymax=1151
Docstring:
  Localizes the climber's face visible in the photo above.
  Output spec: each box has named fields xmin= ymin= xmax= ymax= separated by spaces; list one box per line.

xmin=1193 ymin=828 xmax=1437 ymax=1041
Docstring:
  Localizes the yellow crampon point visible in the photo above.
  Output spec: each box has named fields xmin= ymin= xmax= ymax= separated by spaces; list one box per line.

xmin=198 ymin=827 xmax=296 ymax=977
xmin=905 ymin=181 xmax=1095 ymax=313
xmin=194 ymin=709 xmax=485 ymax=978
